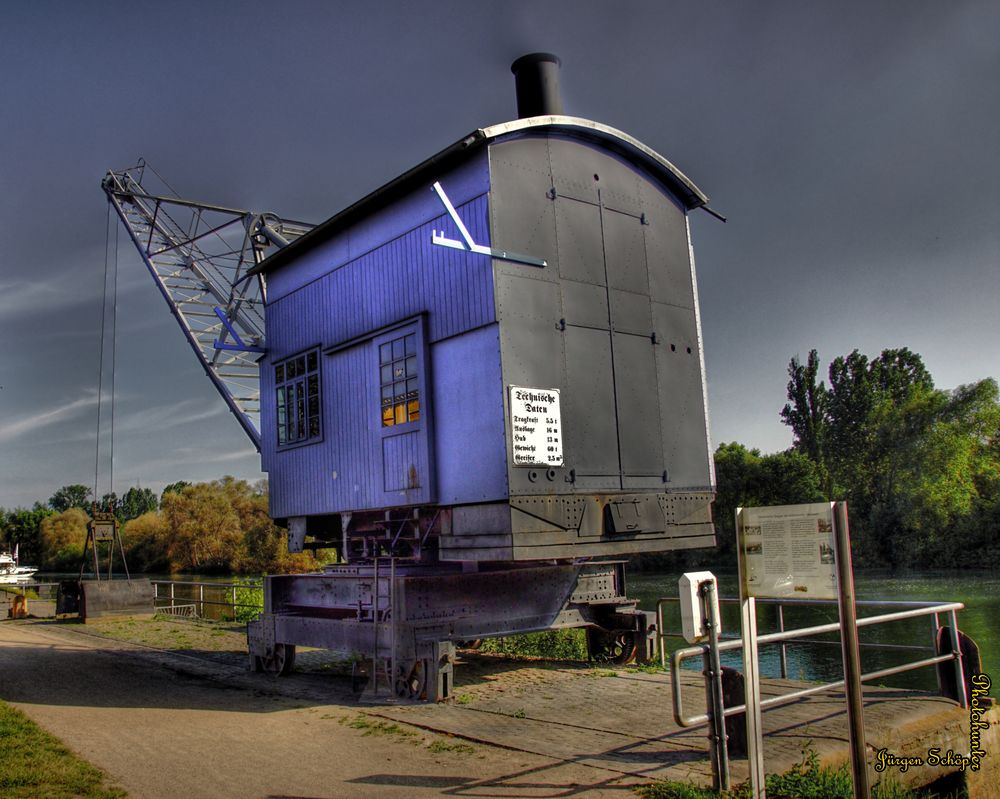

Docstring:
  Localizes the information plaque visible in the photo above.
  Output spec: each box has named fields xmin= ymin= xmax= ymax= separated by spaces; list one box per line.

xmin=509 ymin=386 xmax=563 ymax=467
xmin=736 ymin=502 xmax=838 ymax=600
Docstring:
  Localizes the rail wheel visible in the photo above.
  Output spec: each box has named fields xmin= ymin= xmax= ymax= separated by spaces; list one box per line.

xmin=587 ymin=628 xmax=638 ymax=665
xmin=256 ymin=643 xmax=296 ymax=676
xmin=395 ymin=661 xmax=426 ymax=700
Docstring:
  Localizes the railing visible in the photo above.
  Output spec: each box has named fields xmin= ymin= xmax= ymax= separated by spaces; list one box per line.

xmin=151 ymin=580 xmax=263 ymax=621
xmin=657 ymin=596 xmax=968 ymax=731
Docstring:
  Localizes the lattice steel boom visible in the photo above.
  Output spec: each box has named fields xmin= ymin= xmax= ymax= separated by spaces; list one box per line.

xmin=102 ymin=161 xmax=314 ymax=450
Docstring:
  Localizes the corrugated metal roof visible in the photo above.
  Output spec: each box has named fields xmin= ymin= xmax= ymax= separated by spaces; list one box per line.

xmin=250 ymin=115 xmax=709 ymax=277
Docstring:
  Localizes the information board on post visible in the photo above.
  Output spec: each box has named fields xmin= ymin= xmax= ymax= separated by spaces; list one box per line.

xmin=737 ymin=502 xmax=838 ymax=600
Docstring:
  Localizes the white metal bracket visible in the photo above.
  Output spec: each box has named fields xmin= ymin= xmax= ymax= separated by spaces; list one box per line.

xmin=430 ymin=181 xmax=546 ymax=268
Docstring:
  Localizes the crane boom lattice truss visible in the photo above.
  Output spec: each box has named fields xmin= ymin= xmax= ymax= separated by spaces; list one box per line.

xmin=102 ymin=162 xmax=313 ymax=450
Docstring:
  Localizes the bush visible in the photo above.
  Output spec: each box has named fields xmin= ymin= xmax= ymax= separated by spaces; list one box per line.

xmin=234 ymin=579 xmax=264 ymax=622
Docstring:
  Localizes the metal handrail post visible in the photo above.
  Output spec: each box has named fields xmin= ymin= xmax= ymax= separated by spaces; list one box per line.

xmin=834 ymin=501 xmax=870 ymax=799
xmin=657 ymin=600 xmax=667 ymax=667
xmin=949 ymin=609 xmax=968 ymax=708
xmin=170 ymin=582 xmax=175 ymax=612
xmin=702 ymin=580 xmax=730 ymax=791
xmin=777 ymin=604 xmax=788 ymax=679
xmin=390 ymin=558 xmax=397 ymax=700
xmin=373 ymin=557 xmax=380 ymax=697
xmin=199 ymin=584 xmax=204 ymax=617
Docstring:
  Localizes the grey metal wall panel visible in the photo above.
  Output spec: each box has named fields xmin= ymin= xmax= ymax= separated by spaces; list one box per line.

xmin=495 ymin=274 xmax=568 ymax=497
xmin=488 ymin=138 xmax=560 ymax=281
xmin=511 ymin=532 xmax=715 ymax=560
xmin=609 ymin=289 xmax=652 ymax=337
xmin=591 ymin=155 xmax=644 ymax=217
xmin=547 ymin=138 xmax=599 ymax=203
xmin=553 ymin=198 xmax=605 ymax=286
xmin=563 ymin=326 xmax=619 ymax=483
xmin=602 ymin=208 xmax=648 ymax=296
xmin=652 ymin=301 xmax=712 ymax=489
xmin=612 ymin=332 xmax=665 ymax=478
xmin=562 ymin=279 xmax=608 ymax=329
xmin=641 ymin=184 xmax=694 ymax=309
xmin=490 ymin=133 xmax=716 ymax=508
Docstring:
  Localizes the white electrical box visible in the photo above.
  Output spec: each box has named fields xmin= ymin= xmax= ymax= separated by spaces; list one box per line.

xmin=679 ymin=571 xmax=721 ymax=643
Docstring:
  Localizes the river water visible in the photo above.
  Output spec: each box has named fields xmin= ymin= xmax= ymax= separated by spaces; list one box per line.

xmin=629 ymin=570 xmax=998 ymax=692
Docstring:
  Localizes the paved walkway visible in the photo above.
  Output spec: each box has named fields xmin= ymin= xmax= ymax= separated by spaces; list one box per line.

xmin=0 ymin=619 xmax=979 ymax=796
xmin=373 ymin=657 xmax=971 ymax=788
xmin=0 ymin=621 xmax=641 ymax=798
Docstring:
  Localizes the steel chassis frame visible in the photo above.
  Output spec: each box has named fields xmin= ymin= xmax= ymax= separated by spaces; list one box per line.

xmin=247 ymin=560 xmax=654 ymax=701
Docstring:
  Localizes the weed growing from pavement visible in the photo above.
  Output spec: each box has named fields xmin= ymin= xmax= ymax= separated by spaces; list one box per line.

xmin=342 ymin=715 xmax=417 ymax=740
xmin=428 ymin=739 xmax=475 ymax=754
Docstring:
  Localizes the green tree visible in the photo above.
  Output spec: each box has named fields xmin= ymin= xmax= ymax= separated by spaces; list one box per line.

xmin=781 ymin=348 xmax=1000 ymax=568
xmin=1 ymin=504 xmax=54 ymax=563
xmin=48 ymin=484 xmax=92 ymax=513
xmin=712 ymin=443 xmax=826 ymax=562
xmin=781 ymin=350 xmax=830 ymax=495
xmin=118 ymin=487 xmax=158 ymax=523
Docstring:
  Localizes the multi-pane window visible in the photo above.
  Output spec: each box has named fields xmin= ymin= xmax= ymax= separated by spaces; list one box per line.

xmin=380 ymin=333 xmax=420 ymax=426
xmin=275 ymin=349 xmax=320 ymax=446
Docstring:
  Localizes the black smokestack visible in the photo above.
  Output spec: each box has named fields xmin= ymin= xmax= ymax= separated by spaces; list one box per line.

xmin=511 ymin=53 xmax=563 ymax=118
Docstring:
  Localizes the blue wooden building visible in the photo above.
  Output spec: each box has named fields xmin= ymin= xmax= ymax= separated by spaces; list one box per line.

xmin=251 ymin=54 xmax=715 ymax=566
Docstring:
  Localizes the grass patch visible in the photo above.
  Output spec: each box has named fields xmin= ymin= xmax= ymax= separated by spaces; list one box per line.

xmin=0 ymin=700 xmax=125 ymax=798
xmin=454 ymin=693 xmax=475 ymax=705
xmin=73 ymin=617 xmax=247 ymax=654
xmin=586 ymin=668 xmax=619 ymax=679
xmin=635 ymin=747 xmax=966 ymax=799
xmin=341 ymin=714 xmax=417 ymax=740
xmin=428 ymin=739 xmax=475 ymax=754
xmin=479 ymin=629 xmax=588 ymax=660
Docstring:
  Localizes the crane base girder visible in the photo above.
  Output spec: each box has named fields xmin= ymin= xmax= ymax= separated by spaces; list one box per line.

xmin=246 ymin=560 xmax=651 ymax=700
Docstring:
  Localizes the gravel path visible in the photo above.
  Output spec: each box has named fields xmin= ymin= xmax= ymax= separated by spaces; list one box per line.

xmin=0 ymin=620 xmax=639 ymax=799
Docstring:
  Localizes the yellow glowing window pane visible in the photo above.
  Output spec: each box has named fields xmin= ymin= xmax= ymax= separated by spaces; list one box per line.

xmin=407 ymin=400 xmax=420 ymax=421
xmin=382 ymin=407 xmax=394 ymax=427
xmin=394 ymin=403 xmax=407 ymax=425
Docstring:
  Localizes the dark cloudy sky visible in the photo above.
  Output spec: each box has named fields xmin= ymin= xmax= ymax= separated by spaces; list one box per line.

xmin=1 ymin=1 xmax=997 ymax=509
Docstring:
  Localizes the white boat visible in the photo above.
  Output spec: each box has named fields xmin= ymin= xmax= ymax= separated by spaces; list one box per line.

xmin=0 ymin=546 xmax=37 ymax=584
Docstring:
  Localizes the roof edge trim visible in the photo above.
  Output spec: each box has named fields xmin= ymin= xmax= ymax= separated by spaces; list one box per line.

xmin=251 ymin=116 xmax=707 ymax=277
